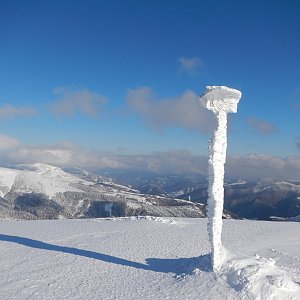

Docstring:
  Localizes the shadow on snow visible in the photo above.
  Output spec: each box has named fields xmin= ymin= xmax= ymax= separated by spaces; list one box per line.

xmin=0 ymin=234 xmax=211 ymax=276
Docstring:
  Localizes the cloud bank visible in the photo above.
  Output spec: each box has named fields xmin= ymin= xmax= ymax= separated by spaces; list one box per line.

xmin=226 ymin=154 xmax=300 ymax=180
xmin=2 ymin=145 xmax=206 ymax=174
xmin=51 ymin=87 xmax=108 ymax=117
xmin=3 ymin=144 xmax=126 ymax=170
xmin=1 ymin=143 xmax=300 ymax=181
xmin=127 ymin=87 xmax=216 ymax=132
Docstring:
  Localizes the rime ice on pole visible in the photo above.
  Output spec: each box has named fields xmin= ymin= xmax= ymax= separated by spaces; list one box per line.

xmin=200 ymin=86 xmax=242 ymax=272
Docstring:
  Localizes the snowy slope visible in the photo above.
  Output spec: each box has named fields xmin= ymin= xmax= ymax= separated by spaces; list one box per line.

xmin=0 ymin=218 xmax=299 ymax=299
xmin=0 ymin=164 xmax=209 ymax=220
xmin=0 ymin=163 xmax=88 ymax=198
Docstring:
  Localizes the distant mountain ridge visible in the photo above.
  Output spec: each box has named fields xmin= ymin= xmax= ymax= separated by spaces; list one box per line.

xmin=5 ymin=163 xmax=298 ymax=221
xmin=104 ymin=169 xmax=300 ymax=221
xmin=179 ymin=179 xmax=300 ymax=220
xmin=0 ymin=163 xmax=225 ymax=220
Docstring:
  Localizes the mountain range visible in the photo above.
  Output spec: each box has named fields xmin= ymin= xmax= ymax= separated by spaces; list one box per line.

xmin=1 ymin=163 xmax=299 ymax=221
xmin=0 ymin=163 xmax=211 ymax=220
xmin=179 ymin=179 xmax=300 ymax=220
xmin=103 ymin=169 xmax=300 ymax=220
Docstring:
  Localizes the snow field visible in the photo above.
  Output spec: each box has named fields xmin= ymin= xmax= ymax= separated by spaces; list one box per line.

xmin=0 ymin=218 xmax=299 ymax=299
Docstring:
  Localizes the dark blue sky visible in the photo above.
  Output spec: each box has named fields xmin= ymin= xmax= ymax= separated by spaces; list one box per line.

xmin=0 ymin=0 xmax=300 ymax=162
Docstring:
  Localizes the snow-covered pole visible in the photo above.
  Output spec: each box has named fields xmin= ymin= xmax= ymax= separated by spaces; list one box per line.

xmin=199 ymin=86 xmax=242 ymax=272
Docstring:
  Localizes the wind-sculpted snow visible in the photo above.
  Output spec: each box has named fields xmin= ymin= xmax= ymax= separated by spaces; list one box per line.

xmin=0 ymin=218 xmax=299 ymax=299
xmin=222 ymin=251 xmax=300 ymax=299
xmin=200 ymin=86 xmax=242 ymax=272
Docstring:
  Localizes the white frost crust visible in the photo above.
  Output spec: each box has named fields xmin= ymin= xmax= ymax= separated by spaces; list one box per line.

xmin=207 ymin=111 xmax=228 ymax=271
xmin=200 ymin=86 xmax=242 ymax=114
xmin=200 ymin=86 xmax=242 ymax=272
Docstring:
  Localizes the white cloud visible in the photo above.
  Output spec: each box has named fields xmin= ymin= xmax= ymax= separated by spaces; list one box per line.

xmin=0 ymin=143 xmax=207 ymax=174
xmin=118 ymin=152 xmax=300 ymax=180
xmin=0 ymin=104 xmax=36 ymax=119
xmin=4 ymin=143 xmax=127 ymax=170
xmin=127 ymin=87 xmax=216 ymax=132
xmin=51 ymin=87 xmax=108 ymax=117
xmin=246 ymin=117 xmax=278 ymax=134
xmin=115 ymin=150 xmax=208 ymax=174
xmin=226 ymin=154 xmax=300 ymax=180
xmin=2 ymin=142 xmax=300 ymax=181
xmin=0 ymin=134 xmax=20 ymax=150
xmin=178 ymin=57 xmax=202 ymax=75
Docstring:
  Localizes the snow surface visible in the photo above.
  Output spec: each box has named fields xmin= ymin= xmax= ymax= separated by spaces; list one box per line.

xmin=0 ymin=218 xmax=299 ymax=300
xmin=200 ymin=85 xmax=242 ymax=271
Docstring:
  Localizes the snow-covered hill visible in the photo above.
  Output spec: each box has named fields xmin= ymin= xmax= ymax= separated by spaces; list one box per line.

xmin=0 ymin=163 xmax=85 ymax=198
xmin=0 ymin=163 xmax=210 ymax=220
xmin=0 ymin=218 xmax=299 ymax=299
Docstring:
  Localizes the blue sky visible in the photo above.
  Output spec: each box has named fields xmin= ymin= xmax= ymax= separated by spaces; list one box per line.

xmin=0 ymin=0 xmax=300 ymax=176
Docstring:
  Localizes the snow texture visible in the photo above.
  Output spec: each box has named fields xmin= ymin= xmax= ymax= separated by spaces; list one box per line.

xmin=0 ymin=218 xmax=299 ymax=300
xmin=200 ymin=86 xmax=242 ymax=272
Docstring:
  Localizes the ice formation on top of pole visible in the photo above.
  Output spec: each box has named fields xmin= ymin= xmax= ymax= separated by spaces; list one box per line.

xmin=200 ymin=86 xmax=241 ymax=113
xmin=200 ymin=86 xmax=242 ymax=272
